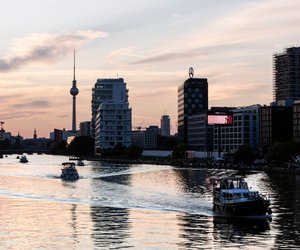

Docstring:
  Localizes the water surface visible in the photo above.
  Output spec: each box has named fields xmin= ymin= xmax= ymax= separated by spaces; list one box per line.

xmin=0 ymin=154 xmax=299 ymax=249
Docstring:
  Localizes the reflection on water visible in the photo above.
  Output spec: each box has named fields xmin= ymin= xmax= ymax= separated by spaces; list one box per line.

xmin=0 ymin=155 xmax=300 ymax=249
xmin=212 ymin=217 xmax=272 ymax=248
xmin=268 ymin=173 xmax=300 ymax=247
xmin=177 ymin=213 xmax=213 ymax=249
xmin=90 ymin=206 xmax=131 ymax=249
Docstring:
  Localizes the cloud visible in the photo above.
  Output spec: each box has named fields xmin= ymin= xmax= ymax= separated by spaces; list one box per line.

xmin=0 ymin=94 xmax=24 ymax=103
xmin=131 ymin=0 xmax=300 ymax=67
xmin=132 ymin=51 xmax=196 ymax=65
xmin=0 ymin=30 xmax=107 ymax=72
xmin=0 ymin=110 xmax=48 ymax=120
xmin=10 ymin=100 xmax=50 ymax=108
xmin=131 ymin=41 xmax=255 ymax=65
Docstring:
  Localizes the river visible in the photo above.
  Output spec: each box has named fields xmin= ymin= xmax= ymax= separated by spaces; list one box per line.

xmin=0 ymin=154 xmax=299 ymax=249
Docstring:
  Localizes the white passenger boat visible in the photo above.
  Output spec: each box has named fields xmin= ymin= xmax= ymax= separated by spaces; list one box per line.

xmin=60 ymin=162 xmax=79 ymax=181
xmin=212 ymin=177 xmax=272 ymax=216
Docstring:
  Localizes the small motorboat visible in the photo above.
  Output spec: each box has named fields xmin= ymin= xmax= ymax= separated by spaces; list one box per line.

xmin=212 ymin=177 xmax=272 ymax=216
xmin=77 ymin=159 xmax=84 ymax=166
xmin=60 ymin=162 xmax=79 ymax=181
xmin=19 ymin=155 xmax=29 ymax=163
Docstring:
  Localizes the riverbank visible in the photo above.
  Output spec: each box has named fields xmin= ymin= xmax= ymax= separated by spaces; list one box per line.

xmin=84 ymin=156 xmax=300 ymax=175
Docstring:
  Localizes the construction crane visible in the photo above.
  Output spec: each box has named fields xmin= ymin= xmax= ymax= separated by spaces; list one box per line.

xmin=133 ymin=120 xmax=146 ymax=131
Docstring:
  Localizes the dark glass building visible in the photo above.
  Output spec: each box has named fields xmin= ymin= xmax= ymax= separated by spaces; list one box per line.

xmin=259 ymin=105 xmax=293 ymax=149
xmin=293 ymin=101 xmax=300 ymax=142
xmin=177 ymin=77 xmax=208 ymax=145
xmin=274 ymin=47 xmax=300 ymax=101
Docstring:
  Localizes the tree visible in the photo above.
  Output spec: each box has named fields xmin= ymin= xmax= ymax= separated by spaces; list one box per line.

xmin=157 ymin=135 xmax=177 ymax=150
xmin=233 ymin=145 xmax=256 ymax=165
xmin=68 ymin=136 xmax=94 ymax=156
xmin=266 ymin=141 xmax=300 ymax=166
xmin=124 ymin=145 xmax=143 ymax=159
xmin=51 ymin=140 xmax=68 ymax=155
xmin=172 ymin=143 xmax=186 ymax=159
xmin=100 ymin=144 xmax=142 ymax=159
xmin=0 ymin=139 xmax=11 ymax=150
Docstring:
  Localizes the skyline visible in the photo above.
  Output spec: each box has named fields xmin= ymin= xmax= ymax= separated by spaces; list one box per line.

xmin=1 ymin=1 xmax=300 ymax=138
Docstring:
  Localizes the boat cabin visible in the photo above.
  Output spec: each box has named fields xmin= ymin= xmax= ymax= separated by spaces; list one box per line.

xmin=213 ymin=177 xmax=248 ymax=191
xmin=213 ymin=177 xmax=262 ymax=204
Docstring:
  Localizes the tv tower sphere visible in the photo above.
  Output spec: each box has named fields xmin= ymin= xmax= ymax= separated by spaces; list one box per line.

xmin=70 ymin=85 xmax=79 ymax=96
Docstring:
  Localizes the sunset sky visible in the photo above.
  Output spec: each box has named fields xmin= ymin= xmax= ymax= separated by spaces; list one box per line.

xmin=0 ymin=0 xmax=300 ymax=138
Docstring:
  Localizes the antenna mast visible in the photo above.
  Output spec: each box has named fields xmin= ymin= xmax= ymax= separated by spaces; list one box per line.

xmin=73 ymin=50 xmax=76 ymax=82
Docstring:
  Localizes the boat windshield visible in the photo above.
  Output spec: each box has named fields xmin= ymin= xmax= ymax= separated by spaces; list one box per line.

xmin=213 ymin=178 xmax=248 ymax=190
xmin=62 ymin=162 xmax=76 ymax=169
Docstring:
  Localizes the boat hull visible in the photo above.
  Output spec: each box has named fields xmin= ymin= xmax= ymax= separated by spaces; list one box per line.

xmin=60 ymin=174 xmax=79 ymax=181
xmin=213 ymin=199 xmax=271 ymax=216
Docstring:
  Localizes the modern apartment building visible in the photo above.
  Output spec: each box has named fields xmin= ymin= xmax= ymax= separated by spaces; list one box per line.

xmin=274 ymin=47 xmax=300 ymax=101
xmin=95 ymin=102 xmax=132 ymax=151
xmin=213 ymin=105 xmax=260 ymax=152
xmin=91 ymin=78 xmax=129 ymax=138
xmin=178 ymin=75 xmax=208 ymax=145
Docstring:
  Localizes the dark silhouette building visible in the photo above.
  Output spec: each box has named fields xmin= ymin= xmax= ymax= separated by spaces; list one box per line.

xmin=293 ymin=101 xmax=300 ymax=142
xmin=177 ymin=69 xmax=208 ymax=145
xmin=259 ymin=105 xmax=293 ymax=149
xmin=274 ymin=47 xmax=300 ymax=101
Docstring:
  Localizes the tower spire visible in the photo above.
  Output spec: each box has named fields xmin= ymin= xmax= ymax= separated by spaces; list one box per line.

xmin=34 ymin=128 xmax=37 ymax=139
xmin=73 ymin=50 xmax=76 ymax=82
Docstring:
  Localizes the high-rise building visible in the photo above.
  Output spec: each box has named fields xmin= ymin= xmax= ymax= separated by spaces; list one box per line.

xmin=160 ymin=115 xmax=170 ymax=137
xmin=93 ymin=78 xmax=132 ymax=151
xmin=177 ymin=68 xmax=208 ymax=145
xmin=91 ymin=78 xmax=129 ymax=138
xmin=274 ymin=47 xmax=300 ymax=101
xmin=70 ymin=51 xmax=79 ymax=132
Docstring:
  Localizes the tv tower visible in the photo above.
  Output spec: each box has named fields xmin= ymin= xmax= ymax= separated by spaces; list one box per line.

xmin=70 ymin=50 xmax=79 ymax=132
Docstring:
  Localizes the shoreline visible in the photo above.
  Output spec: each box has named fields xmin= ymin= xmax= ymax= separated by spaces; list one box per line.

xmin=84 ymin=157 xmax=300 ymax=175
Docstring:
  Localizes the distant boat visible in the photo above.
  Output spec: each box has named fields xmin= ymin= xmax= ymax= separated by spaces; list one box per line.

xmin=212 ymin=177 xmax=272 ymax=216
xmin=77 ymin=159 xmax=84 ymax=166
xmin=19 ymin=155 xmax=29 ymax=163
xmin=69 ymin=156 xmax=80 ymax=161
xmin=60 ymin=162 xmax=79 ymax=181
